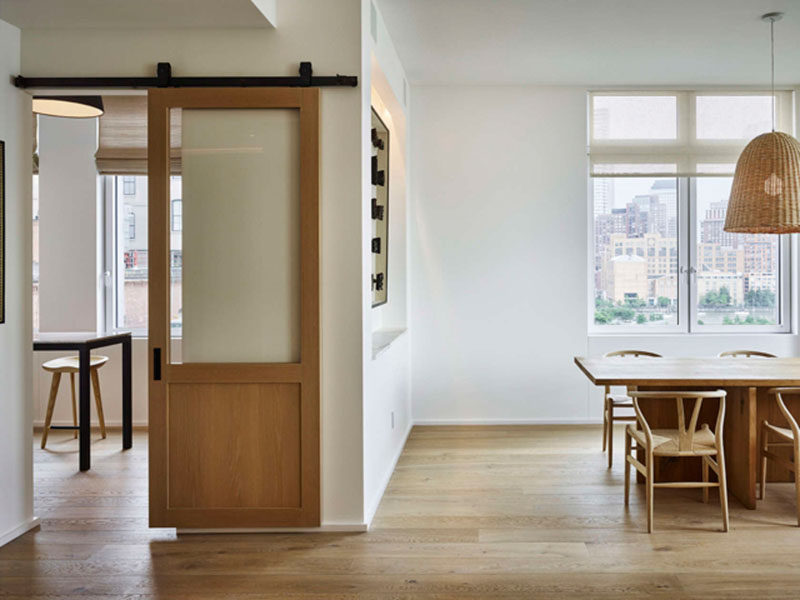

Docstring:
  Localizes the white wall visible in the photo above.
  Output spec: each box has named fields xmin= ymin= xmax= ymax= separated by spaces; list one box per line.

xmin=409 ymin=85 xmax=800 ymax=424
xmin=23 ymin=0 xmax=366 ymax=527
xmin=0 ymin=18 xmax=35 ymax=546
xmin=38 ymin=116 xmax=100 ymax=332
xmin=409 ymin=86 xmax=591 ymax=423
xmin=361 ymin=0 xmax=412 ymax=525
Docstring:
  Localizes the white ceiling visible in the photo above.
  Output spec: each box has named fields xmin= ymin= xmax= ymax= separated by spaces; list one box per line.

xmin=0 ymin=0 xmax=272 ymax=29
xmin=375 ymin=0 xmax=800 ymax=85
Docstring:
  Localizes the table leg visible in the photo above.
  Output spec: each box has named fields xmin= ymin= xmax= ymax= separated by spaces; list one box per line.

xmin=723 ymin=386 xmax=758 ymax=509
xmin=79 ymin=346 xmax=91 ymax=471
xmin=122 ymin=336 xmax=132 ymax=450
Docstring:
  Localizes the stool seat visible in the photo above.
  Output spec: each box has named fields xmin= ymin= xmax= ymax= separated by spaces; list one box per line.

xmin=39 ymin=355 xmax=109 ymax=449
xmin=43 ymin=355 xmax=109 ymax=373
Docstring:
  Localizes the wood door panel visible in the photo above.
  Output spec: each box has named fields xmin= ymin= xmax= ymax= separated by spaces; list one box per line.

xmin=148 ymin=88 xmax=320 ymax=528
xmin=167 ymin=383 xmax=301 ymax=509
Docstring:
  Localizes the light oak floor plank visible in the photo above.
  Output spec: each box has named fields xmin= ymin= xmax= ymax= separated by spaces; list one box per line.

xmin=2 ymin=425 xmax=800 ymax=598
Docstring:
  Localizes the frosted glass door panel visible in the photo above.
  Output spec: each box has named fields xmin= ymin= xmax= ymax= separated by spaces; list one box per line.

xmin=178 ymin=108 xmax=300 ymax=363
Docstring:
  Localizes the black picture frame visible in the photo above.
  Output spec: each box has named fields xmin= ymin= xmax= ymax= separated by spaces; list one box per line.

xmin=371 ymin=109 xmax=389 ymax=308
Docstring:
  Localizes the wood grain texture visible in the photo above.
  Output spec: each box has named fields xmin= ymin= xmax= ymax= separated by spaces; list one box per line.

xmin=167 ymin=383 xmax=301 ymax=509
xmin=8 ymin=429 xmax=800 ymax=599
xmin=575 ymin=356 xmax=800 ymax=387
xmin=148 ymin=88 xmax=320 ymax=528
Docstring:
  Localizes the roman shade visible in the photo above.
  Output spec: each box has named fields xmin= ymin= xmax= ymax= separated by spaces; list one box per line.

xmin=588 ymin=91 xmax=794 ymax=177
xmin=95 ymin=95 xmax=181 ymax=175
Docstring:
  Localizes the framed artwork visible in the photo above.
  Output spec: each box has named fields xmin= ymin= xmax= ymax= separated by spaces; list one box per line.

xmin=370 ymin=109 xmax=389 ymax=307
xmin=0 ymin=140 xmax=4 ymax=323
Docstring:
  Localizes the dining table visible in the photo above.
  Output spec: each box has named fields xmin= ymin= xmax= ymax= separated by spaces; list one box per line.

xmin=574 ymin=355 xmax=800 ymax=509
xmin=34 ymin=331 xmax=132 ymax=471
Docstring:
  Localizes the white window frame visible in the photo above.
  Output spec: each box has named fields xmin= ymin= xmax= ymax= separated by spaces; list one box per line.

xmin=588 ymin=175 xmax=791 ymax=334
xmin=687 ymin=178 xmax=791 ymax=334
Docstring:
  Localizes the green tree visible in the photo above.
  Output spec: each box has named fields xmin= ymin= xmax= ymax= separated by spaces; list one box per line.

xmin=657 ymin=296 xmax=670 ymax=308
xmin=636 ymin=313 xmax=647 ymax=324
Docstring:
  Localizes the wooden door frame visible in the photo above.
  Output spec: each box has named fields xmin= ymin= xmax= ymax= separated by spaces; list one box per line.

xmin=147 ymin=87 xmax=320 ymax=528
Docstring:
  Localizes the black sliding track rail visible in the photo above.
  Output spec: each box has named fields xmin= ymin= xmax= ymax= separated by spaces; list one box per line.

xmin=14 ymin=61 xmax=357 ymax=89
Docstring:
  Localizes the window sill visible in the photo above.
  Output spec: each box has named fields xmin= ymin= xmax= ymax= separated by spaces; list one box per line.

xmin=589 ymin=330 xmax=794 ymax=339
xmin=372 ymin=328 xmax=407 ymax=359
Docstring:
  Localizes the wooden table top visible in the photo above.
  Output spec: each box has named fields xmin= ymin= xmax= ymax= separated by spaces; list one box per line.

xmin=574 ymin=356 xmax=800 ymax=387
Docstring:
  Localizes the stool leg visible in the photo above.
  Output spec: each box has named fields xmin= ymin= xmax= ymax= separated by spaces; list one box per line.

xmin=69 ymin=373 xmax=78 ymax=439
xmin=702 ymin=456 xmax=709 ymax=504
xmin=602 ymin=397 xmax=608 ymax=452
xmin=91 ymin=368 xmax=107 ymax=439
xmin=41 ymin=372 xmax=62 ymax=449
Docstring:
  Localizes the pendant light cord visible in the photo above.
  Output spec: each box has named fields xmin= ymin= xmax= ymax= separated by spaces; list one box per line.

xmin=771 ymin=16 xmax=776 ymax=132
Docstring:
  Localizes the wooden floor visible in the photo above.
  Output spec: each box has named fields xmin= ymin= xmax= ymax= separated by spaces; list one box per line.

xmin=3 ymin=425 xmax=800 ymax=598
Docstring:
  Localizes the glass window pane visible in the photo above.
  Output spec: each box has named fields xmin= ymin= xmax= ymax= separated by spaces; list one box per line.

xmin=175 ymin=107 xmax=300 ymax=364
xmin=696 ymin=95 xmax=773 ymax=140
xmin=592 ymin=96 xmax=677 ymax=140
xmin=116 ymin=175 xmax=148 ymax=331
xmin=592 ymin=177 xmax=679 ymax=328
xmin=695 ymin=177 xmax=780 ymax=328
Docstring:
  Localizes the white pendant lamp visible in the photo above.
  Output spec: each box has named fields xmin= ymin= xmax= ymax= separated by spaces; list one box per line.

xmin=724 ymin=12 xmax=800 ymax=234
xmin=32 ymin=95 xmax=104 ymax=119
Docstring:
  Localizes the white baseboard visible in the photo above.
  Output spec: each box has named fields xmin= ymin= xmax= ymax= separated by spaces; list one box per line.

xmin=413 ymin=418 xmax=602 ymax=426
xmin=177 ymin=522 xmax=369 ymax=534
xmin=0 ymin=517 xmax=41 ymax=547
xmin=365 ymin=420 xmax=413 ymax=528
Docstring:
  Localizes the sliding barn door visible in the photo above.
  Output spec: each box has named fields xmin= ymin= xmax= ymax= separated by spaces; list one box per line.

xmin=148 ymin=88 xmax=320 ymax=528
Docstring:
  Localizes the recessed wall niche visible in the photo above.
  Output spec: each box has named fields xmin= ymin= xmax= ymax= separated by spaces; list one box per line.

xmin=371 ymin=109 xmax=389 ymax=307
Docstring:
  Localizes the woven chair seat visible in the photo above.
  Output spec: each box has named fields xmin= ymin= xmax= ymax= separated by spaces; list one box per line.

xmin=628 ymin=425 xmax=718 ymax=456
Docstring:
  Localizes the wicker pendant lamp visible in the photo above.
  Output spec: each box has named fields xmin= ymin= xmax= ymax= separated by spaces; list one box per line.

xmin=725 ymin=12 xmax=800 ymax=234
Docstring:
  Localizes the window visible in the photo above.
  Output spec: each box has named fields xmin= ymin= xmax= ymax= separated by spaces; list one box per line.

xmin=122 ymin=176 xmax=136 ymax=195
xmin=127 ymin=211 xmax=136 ymax=239
xmin=109 ymin=174 xmax=183 ymax=333
xmin=172 ymin=199 xmax=182 ymax=231
xmin=589 ymin=91 xmax=792 ymax=333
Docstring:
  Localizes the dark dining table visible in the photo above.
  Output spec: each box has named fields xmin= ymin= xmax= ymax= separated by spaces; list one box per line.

xmin=34 ymin=331 xmax=132 ymax=471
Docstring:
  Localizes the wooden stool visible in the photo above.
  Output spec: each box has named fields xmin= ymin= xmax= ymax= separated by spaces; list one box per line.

xmin=40 ymin=355 xmax=109 ymax=449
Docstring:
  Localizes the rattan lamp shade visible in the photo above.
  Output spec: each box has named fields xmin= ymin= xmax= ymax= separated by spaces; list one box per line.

xmin=724 ymin=131 xmax=800 ymax=233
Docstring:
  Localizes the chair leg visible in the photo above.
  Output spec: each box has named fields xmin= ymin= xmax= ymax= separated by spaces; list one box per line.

xmin=760 ymin=423 xmax=768 ymax=500
xmin=91 ymin=368 xmax=107 ymax=439
xmin=69 ymin=372 xmax=78 ymax=439
xmin=717 ymin=452 xmax=730 ymax=533
xmin=645 ymin=448 xmax=654 ymax=533
xmin=607 ymin=404 xmax=614 ymax=469
xmin=793 ymin=444 xmax=800 ymax=527
xmin=624 ymin=428 xmax=631 ymax=506
xmin=602 ymin=398 xmax=608 ymax=452
xmin=702 ymin=456 xmax=709 ymax=504
xmin=41 ymin=372 xmax=62 ymax=449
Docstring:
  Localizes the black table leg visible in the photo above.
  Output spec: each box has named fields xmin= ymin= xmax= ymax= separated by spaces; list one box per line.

xmin=122 ymin=336 xmax=132 ymax=450
xmin=79 ymin=346 xmax=91 ymax=471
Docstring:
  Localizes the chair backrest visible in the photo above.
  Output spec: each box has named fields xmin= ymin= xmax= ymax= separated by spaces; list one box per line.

xmin=603 ymin=351 xmax=662 ymax=395
xmin=768 ymin=387 xmax=800 ymax=439
xmin=604 ymin=350 xmax=662 ymax=359
xmin=718 ymin=350 xmax=777 ymax=358
xmin=628 ymin=390 xmax=726 ymax=452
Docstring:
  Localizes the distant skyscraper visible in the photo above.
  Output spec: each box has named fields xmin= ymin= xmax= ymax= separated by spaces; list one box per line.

xmin=701 ymin=200 xmax=737 ymax=248
xmin=593 ymin=178 xmax=614 ymax=216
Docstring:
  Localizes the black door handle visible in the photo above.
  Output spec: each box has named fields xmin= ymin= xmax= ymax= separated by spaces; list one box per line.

xmin=153 ymin=347 xmax=161 ymax=381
